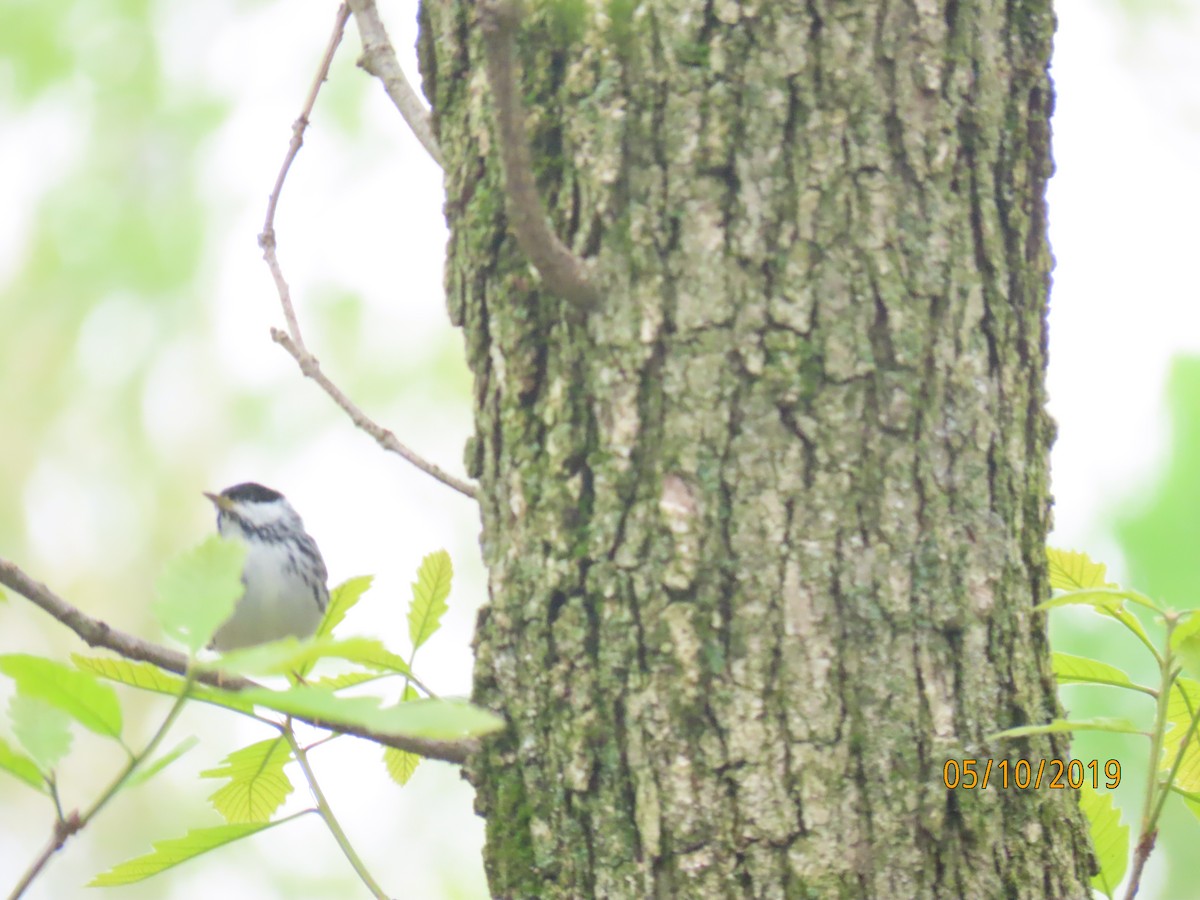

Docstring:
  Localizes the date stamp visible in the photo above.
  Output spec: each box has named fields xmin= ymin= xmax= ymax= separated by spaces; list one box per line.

xmin=942 ymin=758 xmax=1121 ymax=790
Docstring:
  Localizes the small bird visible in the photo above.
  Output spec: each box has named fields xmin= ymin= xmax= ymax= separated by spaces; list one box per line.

xmin=203 ymin=482 xmax=329 ymax=651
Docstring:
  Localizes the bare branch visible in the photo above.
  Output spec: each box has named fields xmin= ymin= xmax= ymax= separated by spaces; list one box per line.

xmin=480 ymin=0 xmax=599 ymax=309
xmin=259 ymin=2 xmax=352 ymax=355
xmin=256 ymin=5 xmax=477 ymax=500
xmin=0 ymin=557 xmax=475 ymax=765
xmin=348 ymin=0 xmax=444 ymax=168
xmin=272 ymin=328 xmax=478 ymax=499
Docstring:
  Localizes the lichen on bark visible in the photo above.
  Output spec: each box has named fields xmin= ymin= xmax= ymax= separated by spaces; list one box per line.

xmin=420 ymin=0 xmax=1094 ymax=896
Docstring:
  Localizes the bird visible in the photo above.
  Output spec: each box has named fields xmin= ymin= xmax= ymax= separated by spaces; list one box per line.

xmin=202 ymin=482 xmax=329 ymax=651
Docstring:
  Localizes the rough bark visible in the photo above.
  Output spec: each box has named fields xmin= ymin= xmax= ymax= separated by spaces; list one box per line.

xmin=419 ymin=0 xmax=1094 ymax=896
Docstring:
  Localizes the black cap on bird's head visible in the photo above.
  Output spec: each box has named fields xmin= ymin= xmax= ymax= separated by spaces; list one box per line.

xmin=203 ymin=482 xmax=285 ymax=511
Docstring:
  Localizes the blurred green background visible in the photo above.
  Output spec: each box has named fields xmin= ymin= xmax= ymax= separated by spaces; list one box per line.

xmin=1 ymin=0 xmax=1198 ymax=898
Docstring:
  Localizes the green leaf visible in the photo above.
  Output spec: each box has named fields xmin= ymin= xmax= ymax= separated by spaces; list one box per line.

xmin=1177 ymin=785 xmax=1200 ymax=828
xmin=71 ymin=655 xmax=254 ymax=714
xmin=409 ymin=550 xmax=452 ymax=652
xmin=1173 ymin=613 xmax=1200 ymax=681
xmin=383 ymin=747 xmax=420 ymax=786
xmin=9 ymin=694 xmax=72 ymax=770
xmin=1078 ymin=784 xmax=1128 ymax=899
xmin=989 ymin=718 xmax=1144 ymax=741
xmin=88 ymin=821 xmax=285 ymax=886
xmin=155 ymin=536 xmax=247 ymax=655
xmin=1051 ymin=652 xmax=1147 ymax=692
xmin=1047 ymin=548 xmax=1113 ymax=591
xmin=351 ymin=643 xmax=413 ymax=678
xmin=1035 ymin=588 xmax=1147 ymax=613
xmin=1162 ymin=678 xmax=1200 ymax=791
xmin=310 ymin=671 xmax=387 ymax=692
xmin=235 ymin=685 xmax=503 ymax=740
xmin=0 ymin=735 xmax=47 ymax=793
xmin=316 ymin=575 xmax=374 ymax=640
xmin=1102 ymin=605 xmax=1156 ymax=647
xmin=382 ymin=684 xmax=422 ymax=785
xmin=0 ymin=654 xmax=122 ymax=739
xmin=127 ymin=736 xmax=199 ymax=789
xmin=200 ymin=737 xmax=293 ymax=824
xmin=374 ymin=698 xmax=504 ymax=740
xmin=205 ymin=636 xmax=399 ymax=679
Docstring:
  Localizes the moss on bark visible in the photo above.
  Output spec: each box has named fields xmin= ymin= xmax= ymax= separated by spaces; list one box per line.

xmin=421 ymin=0 xmax=1093 ymax=895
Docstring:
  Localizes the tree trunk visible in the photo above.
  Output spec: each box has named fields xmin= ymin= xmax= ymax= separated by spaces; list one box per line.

xmin=419 ymin=0 xmax=1094 ymax=896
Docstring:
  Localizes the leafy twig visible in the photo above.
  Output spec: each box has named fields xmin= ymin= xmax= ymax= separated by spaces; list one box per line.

xmin=0 ymin=556 xmax=474 ymax=765
xmin=285 ymin=726 xmax=389 ymax=899
xmin=7 ymin=674 xmax=194 ymax=900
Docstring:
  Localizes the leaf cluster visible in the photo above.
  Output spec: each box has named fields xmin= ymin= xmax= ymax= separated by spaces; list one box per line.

xmin=0 ymin=545 xmax=495 ymax=893
xmin=991 ymin=548 xmax=1200 ymax=898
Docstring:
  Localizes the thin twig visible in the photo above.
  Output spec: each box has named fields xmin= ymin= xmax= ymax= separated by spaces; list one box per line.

xmin=0 ymin=557 xmax=475 ymax=765
xmin=480 ymin=0 xmax=598 ymax=309
xmin=286 ymin=726 xmax=389 ymax=899
xmin=8 ymin=675 xmax=194 ymax=900
xmin=348 ymin=0 xmax=443 ymax=167
xmin=257 ymin=5 xmax=476 ymax=500
xmin=259 ymin=2 xmax=352 ymax=355
xmin=272 ymin=329 xmax=477 ymax=498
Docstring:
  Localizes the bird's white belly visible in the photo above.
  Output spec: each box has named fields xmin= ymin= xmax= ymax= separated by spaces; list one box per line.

xmin=212 ymin=540 xmax=323 ymax=650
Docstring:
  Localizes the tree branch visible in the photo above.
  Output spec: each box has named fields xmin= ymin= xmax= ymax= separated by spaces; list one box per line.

xmin=348 ymin=0 xmax=444 ymax=167
xmin=0 ymin=557 xmax=474 ymax=766
xmin=479 ymin=0 xmax=599 ymax=309
xmin=272 ymin=329 xmax=478 ymax=498
xmin=259 ymin=2 xmax=352 ymax=357
xmin=8 ymin=679 xmax=194 ymax=899
xmin=257 ymin=3 xmax=477 ymax=500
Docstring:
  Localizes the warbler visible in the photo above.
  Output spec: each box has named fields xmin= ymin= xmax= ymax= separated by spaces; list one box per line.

xmin=203 ymin=482 xmax=329 ymax=651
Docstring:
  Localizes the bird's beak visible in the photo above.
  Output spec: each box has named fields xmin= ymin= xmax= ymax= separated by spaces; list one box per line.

xmin=203 ymin=491 xmax=232 ymax=512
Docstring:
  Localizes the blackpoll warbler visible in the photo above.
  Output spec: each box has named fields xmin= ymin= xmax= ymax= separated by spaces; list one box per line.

xmin=203 ymin=482 xmax=329 ymax=651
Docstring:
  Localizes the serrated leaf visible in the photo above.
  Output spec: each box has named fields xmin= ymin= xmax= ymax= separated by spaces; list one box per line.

xmin=205 ymin=636 xmax=397 ymax=678
xmin=0 ymin=654 xmax=122 ymax=739
xmin=9 ymin=694 xmax=72 ymax=770
xmin=71 ymin=655 xmax=254 ymax=714
xmin=989 ymin=718 xmax=1144 ymax=741
xmin=0 ymin=735 xmax=47 ymax=792
xmin=409 ymin=551 xmax=452 ymax=652
xmin=316 ymin=575 xmax=373 ymax=640
xmin=155 ymin=536 xmax=247 ymax=655
xmin=1173 ymin=613 xmax=1200 ymax=681
xmin=1078 ymin=784 xmax=1128 ymax=898
xmin=235 ymin=685 xmax=503 ymax=740
xmin=200 ymin=737 xmax=293 ymax=824
xmin=383 ymin=747 xmax=420 ymax=786
xmin=351 ymin=643 xmax=413 ymax=678
xmin=1051 ymin=652 xmax=1145 ymax=692
xmin=87 ymin=821 xmax=283 ymax=886
xmin=1036 ymin=589 xmax=1129 ymax=613
xmin=127 ymin=736 xmax=199 ymax=790
xmin=1162 ymin=678 xmax=1200 ymax=791
xmin=382 ymin=684 xmax=423 ymax=785
xmin=1047 ymin=548 xmax=1112 ymax=590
